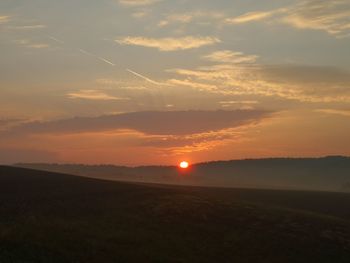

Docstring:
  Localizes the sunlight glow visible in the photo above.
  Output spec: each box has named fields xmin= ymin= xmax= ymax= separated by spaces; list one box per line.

xmin=179 ymin=161 xmax=189 ymax=169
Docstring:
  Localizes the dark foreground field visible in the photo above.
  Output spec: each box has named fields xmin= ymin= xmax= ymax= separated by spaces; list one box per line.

xmin=1 ymin=166 xmax=350 ymax=262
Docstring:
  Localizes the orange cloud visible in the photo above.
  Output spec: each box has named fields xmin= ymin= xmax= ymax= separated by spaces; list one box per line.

xmin=0 ymin=15 xmax=10 ymax=24
xmin=118 ymin=0 xmax=161 ymax=7
xmin=202 ymin=50 xmax=258 ymax=64
xmin=116 ymin=36 xmax=220 ymax=51
xmin=226 ymin=1 xmax=350 ymax=37
xmin=67 ymin=90 xmax=130 ymax=101
xmin=226 ymin=10 xmax=281 ymax=24
xmin=3 ymin=110 xmax=271 ymax=136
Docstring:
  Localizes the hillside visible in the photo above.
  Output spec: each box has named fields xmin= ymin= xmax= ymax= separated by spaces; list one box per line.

xmin=16 ymin=156 xmax=350 ymax=192
xmin=1 ymin=165 xmax=350 ymax=262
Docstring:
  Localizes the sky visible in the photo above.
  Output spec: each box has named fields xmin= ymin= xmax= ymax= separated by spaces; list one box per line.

xmin=0 ymin=0 xmax=350 ymax=165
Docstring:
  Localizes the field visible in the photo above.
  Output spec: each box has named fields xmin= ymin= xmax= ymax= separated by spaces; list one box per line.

xmin=1 ymin=165 xmax=350 ymax=262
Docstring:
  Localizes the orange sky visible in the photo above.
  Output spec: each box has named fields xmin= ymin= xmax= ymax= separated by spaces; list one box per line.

xmin=0 ymin=0 xmax=350 ymax=165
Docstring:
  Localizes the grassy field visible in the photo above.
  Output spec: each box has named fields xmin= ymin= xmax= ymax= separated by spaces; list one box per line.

xmin=1 ymin=165 xmax=350 ymax=262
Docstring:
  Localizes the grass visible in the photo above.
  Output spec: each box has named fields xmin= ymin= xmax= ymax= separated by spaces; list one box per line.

xmin=1 ymin=165 xmax=350 ymax=262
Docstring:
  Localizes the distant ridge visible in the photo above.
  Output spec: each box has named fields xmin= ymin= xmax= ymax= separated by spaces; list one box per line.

xmin=197 ymin=155 xmax=350 ymax=165
xmin=15 ymin=156 xmax=350 ymax=193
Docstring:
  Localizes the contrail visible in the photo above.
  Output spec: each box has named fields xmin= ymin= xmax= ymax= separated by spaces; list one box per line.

xmin=78 ymin=48 xmax=115 ymax=66
xmin=49 ymin=37 xmax=116 ymax=67
xmin=98 ymin=57 xmax=116 ymax=66
xmin=77 ymin=48 xmax=92 ymax=56
xmin=126 ymin=69 xmax=162 ymax=86
xmin=49 ymin=36 xmax=161 ymax=86
xmin=48 ymin=36 xmax=65 ymax=44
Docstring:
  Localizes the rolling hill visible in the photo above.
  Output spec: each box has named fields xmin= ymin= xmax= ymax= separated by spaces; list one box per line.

xmin=1 ymin=165 xmax=350 ymax=262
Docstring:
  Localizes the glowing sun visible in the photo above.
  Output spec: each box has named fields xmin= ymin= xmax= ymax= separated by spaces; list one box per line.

xmin=179 ymin=161 xmax=189 ymax=169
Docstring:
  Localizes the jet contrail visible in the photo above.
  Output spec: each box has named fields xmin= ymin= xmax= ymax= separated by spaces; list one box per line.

xmin=78 ymin=48 xmax=115 ymax=66
xmin=98 ymin=57 xmax=116 ymax=66
xmin=49 ymin=36 xmax=161 ymax=86
xmin=78 ymin=48 xmax=92 ymax=56
xmin=126 ymin=69 xmax=162 ymax=86
xmin=48 ymin=36 xmax=65 ymax=44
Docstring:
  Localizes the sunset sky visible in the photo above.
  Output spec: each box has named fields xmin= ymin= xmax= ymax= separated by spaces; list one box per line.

xmin=1 ymin=0 xmax=350 ymax=165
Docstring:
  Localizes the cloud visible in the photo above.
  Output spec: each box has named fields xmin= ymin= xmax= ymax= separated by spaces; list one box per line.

xmin=15 ymin=39 xmax=49 ymax=49
xmin=118 ymin=0 xmax=161 ymax=7
xmin=226 ymin=10 xmax=282 ymax=24
xmin=203 ymin=50 xmax=258 ymax=64
xmin=0 ymin=118 xmax=22 ymax=126
xmin=5 ymin=110 xmax=271 ymax=136
xmin=67 ymin=90 xmax=129 ymax=101
xmin=282 ymin=0 xmax=350 ymax=36
xmin=115 ymin=36 xmax=220 ymax=51
xmin=7 ymin=24 xmax=47 ymax=30
xmin=315 ymin=109 xmax=350 ymax=117
xmin=226 ymin=0 xmax=350 ymax=37
xmin=219 ymin=101 xmax=258 ymax=105
xmin=220 ymin=101 xmax=259 ymax=109
xmin=140 ymin=127 xmax=244 ymax=153
xmin=260 ymin=65 xmax=350 ymax=84
xmin=27 ymin=44 xmax=50 ymax=49
xmin=166 ymin=79 xmax=217 ymax=92
xmin=158 ymin=11 xmax=224 ymax=27
xmin=132 ymin=11 xmax=150 ymax=18
xmin=158 ymin=14 xmax=193 ymax=27
xmin=0 ymin=118 xmax=25 ymax=131
xmin=260 ymin=65 xmax=350 ymax=101
xmin=170 ymin=62 xmax=350 ymax=103
xmin=0 ymin=15 xmax=10 ymax=24
xmin=167 ymin=49 xmax=350 ymax=103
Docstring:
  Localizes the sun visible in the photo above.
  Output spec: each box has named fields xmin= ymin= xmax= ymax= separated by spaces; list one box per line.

xmin=179 ymin=161 xmax=189 ymax=169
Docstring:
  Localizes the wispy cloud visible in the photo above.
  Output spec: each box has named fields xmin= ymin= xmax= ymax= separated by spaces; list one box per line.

xmin=95 ymin=78 xmax=150 ymax=91
xmin=315 ymin=109 xmax=350 ymax=117
xmin=15 ymin=39 xmax=49 ymax=49
xmin=116 ymin=36 xmax=220 ymax=51
xmin=170 ymin=58 xmax=350 ymax=103
xmin=141 ymin=127 xmax=246 ymax=154
xmin=0 ymin=118 xmax=25 ymax=131
xmin=226 ymin=10 xmax=283 ymax=24
xmin=226 ymin=0 xmax=350 ymax=37
xmin=220 ymin=100 xmax=258 ymax=107
xmin=132 ymin=11 xmax=150 ymax=18
xmin=0 ymin=15 xmax=10 ymax=24
xmin=118 ymin=0 xmax=161 ymax=7
xmin=158 ymin=11 xmax=224 ymax=27
xmin=27 ymin=44 xmax=50 ymax=49
xmin=203 ymin=50 xmax=258 ymax=64
xmin=166 ymin=79 xmax=217 ymax=92
xmin=67 ymin=90 xmax=129 ymax=101
xmin=7 ymin=24 xmax=47 ymax=30
xmin=3 ymin=110 xmax=271 ymax=136
xmin=282 ymin=0 xmax=350 ymax=37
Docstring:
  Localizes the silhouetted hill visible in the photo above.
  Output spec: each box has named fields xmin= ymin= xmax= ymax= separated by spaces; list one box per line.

xmin=1 ymin=165 xmax=350 ymax=262
xmin=0 ymin=166 xmax=350 ymax=263
xmin=16 ymin=156 xmax=350 ymax=192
